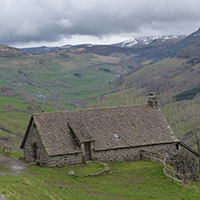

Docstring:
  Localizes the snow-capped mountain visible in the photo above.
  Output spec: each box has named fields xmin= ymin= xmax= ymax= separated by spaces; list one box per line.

xmin=116 ymin=35 xmax=184 ymax=48
xmin=19 ymin=35 xmax=186 ymax=54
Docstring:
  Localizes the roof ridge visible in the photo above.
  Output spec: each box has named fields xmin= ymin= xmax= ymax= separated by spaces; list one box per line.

xmin=32 ymin=104 xmax=149 ymax=116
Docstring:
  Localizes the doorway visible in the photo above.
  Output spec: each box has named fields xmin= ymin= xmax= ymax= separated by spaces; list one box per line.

xmin=32 ymin=143 xmax=37 ymax=161
xmin=84 ymin=142 xmax=91 ymax=161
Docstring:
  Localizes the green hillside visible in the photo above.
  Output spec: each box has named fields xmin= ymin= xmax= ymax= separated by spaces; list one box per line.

xmin=0 ymin=160 xmax=199 ymax=200
xmin=0 ymin=49 xmax=126 ymax=102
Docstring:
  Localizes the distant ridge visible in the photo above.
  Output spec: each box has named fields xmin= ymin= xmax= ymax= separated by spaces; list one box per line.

xmin=114 ymin=35 xmax=184 ymax=48
xmin=19 ymin=35 xmax=185 ymax=54
xmin=19 ymin=44 xmax=93 ymax=54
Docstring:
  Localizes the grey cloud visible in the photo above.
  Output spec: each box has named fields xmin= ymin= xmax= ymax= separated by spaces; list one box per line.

xmin=0 ymin=0 xmax=200 ymax=46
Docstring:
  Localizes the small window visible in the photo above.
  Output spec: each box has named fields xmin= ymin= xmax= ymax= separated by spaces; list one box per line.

xmin=114 ymin=133 xmax=120 ymax=139
xmin=33 ymin=123 xmax=36 ymax=128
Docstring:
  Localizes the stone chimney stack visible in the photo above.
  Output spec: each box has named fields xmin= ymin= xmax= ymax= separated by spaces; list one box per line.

xmin=147 ymin=92 xmax=159 ymax=109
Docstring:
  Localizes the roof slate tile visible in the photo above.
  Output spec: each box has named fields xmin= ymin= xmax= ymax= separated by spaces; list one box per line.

xmin=31 ymin=104 xmax=179 ymax=156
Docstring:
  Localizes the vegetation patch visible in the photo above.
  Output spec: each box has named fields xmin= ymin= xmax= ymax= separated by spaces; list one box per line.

xmin=175 ymin=87 xmax=200 ymax=101
xmin=0 ymin=148 xmax=23 ymax=158
xmin=0 ymin=165 xmax=11 ymax=172
xmin=98 ymin=68 xmax=112 ymax=73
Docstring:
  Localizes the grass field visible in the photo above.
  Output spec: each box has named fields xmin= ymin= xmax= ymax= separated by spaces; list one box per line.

xmin=0 ymin=51 xmax=123 ymax=102
xmin=0 ymin=148 xmax=23 ymax=158
xmin=0 ymin=160 xmax=199 ymax=200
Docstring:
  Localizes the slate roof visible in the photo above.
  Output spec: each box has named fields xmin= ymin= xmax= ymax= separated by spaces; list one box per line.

xmin=21 ymin=104 xmax=179 ymax=156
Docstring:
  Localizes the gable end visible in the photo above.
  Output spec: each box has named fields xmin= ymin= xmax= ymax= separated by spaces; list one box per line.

xmin=20 ymin=116 xmax=34 ymax=149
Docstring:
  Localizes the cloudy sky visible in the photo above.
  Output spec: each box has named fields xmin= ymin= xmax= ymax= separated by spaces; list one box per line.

xmin=1 ymin=0 xmax=200 ymax=47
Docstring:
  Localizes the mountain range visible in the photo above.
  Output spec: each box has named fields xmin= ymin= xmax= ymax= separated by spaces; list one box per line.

xmin=19 ymin=35 xmax=185 ymax=54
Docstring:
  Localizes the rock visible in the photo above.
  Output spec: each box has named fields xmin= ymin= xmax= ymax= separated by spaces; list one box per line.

xmin=0 ymin=194 xmax=8 ymax=200
xmin=68 ymin=171 xmax=75 ymax=176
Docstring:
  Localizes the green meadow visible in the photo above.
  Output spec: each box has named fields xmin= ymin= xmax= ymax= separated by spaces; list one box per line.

xmin=0 ymin=160 xmax=199 ymax=200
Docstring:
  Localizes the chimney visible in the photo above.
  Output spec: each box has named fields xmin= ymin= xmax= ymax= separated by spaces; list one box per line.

xmin=147 ymin=92 xmax=158 ymax=109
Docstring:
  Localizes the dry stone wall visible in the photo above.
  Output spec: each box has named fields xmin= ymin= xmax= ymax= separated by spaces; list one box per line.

xmin=47 ymin=154 xmax=82 ymax=167
xmin=170 ymin=146 xmax=199 ymax=181
xmin=23 ymin=122 xmax=49 ymax=164
xmin=23 ymin=121 xmax=82 ymax=166
xmin=92 ymin=143 xmax=177 ymax=162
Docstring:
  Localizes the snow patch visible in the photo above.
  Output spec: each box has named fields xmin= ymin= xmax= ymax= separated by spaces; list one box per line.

xmin=194 ymin=33 xmax=200 ymax=37
xmin=121 ymin=39 xmax=138 ymax=47
xmin=119 ymin=35 xmax=181 ymax=48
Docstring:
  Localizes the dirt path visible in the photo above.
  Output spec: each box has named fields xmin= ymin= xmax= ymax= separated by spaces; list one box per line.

xmin=0 ymin=154 xmax=27 ymax=176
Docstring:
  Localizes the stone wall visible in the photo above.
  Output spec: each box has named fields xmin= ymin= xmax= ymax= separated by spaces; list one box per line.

xmin=23 ymin=121 xmax=49 ymax=165
xmin=170 ymin=145 xmax=199 ymax=181
xmin=91 ymin=143 xmax=177 ymax=162
xmin=47 ymin=153 xmax=82 ymax=167
xmin=23 ymin=120 xmax=82 ymax=166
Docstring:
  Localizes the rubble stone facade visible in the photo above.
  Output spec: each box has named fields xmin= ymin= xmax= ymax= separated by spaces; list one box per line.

xmin=23 ymin=123 xmax=82 ymax=166
xmin=170 ymin=145 xmax=199 ymax=181
xmin=23 ymin=123 xmax=48 ymax=164
xmin=92 ymin=143 xmax=177 ymax=163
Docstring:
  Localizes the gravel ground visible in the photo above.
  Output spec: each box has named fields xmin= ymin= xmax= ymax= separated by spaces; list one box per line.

xmin=0 ymin=154 xmax=27 ymax=176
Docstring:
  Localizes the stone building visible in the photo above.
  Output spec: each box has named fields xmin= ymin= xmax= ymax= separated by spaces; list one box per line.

xmin=20 ymin=93 xmax=199 ymax=180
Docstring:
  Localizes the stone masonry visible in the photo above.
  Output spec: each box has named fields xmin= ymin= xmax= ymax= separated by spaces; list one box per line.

xmin=23 ymin=122 xmax=48 ymax=164
xmin=23 ymin=122 xmax=82 ymax=166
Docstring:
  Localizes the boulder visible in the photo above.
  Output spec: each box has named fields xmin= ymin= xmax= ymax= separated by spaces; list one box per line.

xmin=68 ymin=171 xmax=75 ymax=176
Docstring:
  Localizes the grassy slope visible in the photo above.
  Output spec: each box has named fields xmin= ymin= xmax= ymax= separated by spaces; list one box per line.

xmin=0 ymin=51 xmax=125 ymax=101
xmin=0 ymin=160 xmax=199 ymax=200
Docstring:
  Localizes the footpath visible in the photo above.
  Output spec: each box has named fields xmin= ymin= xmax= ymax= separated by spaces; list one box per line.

xmin=0 ymin=153 xmax=27 ymax=176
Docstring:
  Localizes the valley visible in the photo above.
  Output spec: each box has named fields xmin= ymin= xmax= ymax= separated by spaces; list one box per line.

xmin=1 ymin=28 xmax=200 ymax=152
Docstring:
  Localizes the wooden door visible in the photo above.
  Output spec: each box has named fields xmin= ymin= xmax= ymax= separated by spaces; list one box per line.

xmin=32 ymin=143 xmax=37 ymax=161
xmin=84 ymin=142 xmax=91 ymax=161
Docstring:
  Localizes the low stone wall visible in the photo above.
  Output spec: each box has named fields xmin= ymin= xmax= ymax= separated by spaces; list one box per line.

xmin=84 ymin=163 xmax=110 ymax=177
xmin=92 ymin=143 xmax=177 ymax=163
xmin=170 ymin=147 xmax=199 ymax=181
xmin=47 ymin=153 xmax=82 ymax=167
